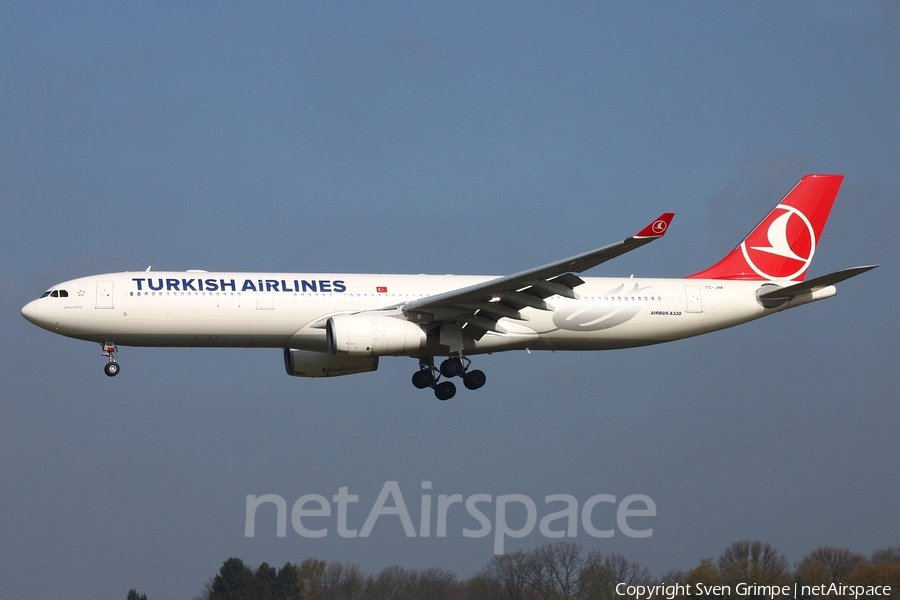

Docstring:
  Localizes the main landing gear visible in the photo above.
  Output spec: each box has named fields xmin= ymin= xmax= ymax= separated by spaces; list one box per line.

xmin=102 ymin=342 xmax=120 ymax=377
xmin=411 ymin=355 xmax=486 ymax=401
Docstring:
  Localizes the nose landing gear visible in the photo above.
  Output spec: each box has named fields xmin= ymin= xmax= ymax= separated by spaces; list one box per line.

xmin=412 ymin=354 xmax=486 ymax=400
xmin=102 ymin=342 xmax=120 ymax=377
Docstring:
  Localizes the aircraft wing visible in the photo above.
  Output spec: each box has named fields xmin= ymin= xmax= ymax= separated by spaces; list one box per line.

xmin=402 ymin=213 xmax=674 ymax=338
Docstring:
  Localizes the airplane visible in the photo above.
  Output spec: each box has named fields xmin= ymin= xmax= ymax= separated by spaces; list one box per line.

xmin=21 ymin=174 xmax=876 ymax=400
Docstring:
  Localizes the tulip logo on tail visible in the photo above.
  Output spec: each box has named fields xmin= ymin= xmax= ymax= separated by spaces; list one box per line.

xmin=740 ymin=204 xmax=816 ymax=281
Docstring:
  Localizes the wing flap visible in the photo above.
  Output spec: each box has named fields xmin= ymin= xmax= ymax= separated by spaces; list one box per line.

xmin=459 ymin=302 xmax=528 ymax=321
xmin=463 ymin=315 xmax=508 ymax=334
xmin=497 ymin=291 xmax=552 ymax=311
xmin=521 ymin=279 xmax=579 ymax=299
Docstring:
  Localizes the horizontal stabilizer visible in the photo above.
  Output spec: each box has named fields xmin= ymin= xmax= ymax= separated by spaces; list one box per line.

xmin=757 ymin=265 xmax=878 ymax=306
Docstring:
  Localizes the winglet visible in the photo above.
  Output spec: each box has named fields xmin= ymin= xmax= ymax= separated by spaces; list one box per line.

xmin=634 ymin=213 xmax=675 ymax=239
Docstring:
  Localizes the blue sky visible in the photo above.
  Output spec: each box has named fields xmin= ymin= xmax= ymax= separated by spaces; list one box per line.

xmin=2 ymin=3 xmax=898 ymax=598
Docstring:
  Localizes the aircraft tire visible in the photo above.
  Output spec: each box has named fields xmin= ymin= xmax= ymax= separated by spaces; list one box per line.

xmin=411 ymin=369 xmax=434 ymax=389
xmin=434 ymin=381 xmax=456 ymax=401
xmin=463 ymin=369 xmax=486 ymax=390
xmin=104 ymin=362 xmax=120 ymax=377
xmin=439 ymin=357 xmax=463 ymax=378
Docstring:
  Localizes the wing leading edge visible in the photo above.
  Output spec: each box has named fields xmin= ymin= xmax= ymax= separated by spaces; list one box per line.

xmin=402 ymin=213 xmax=674 ymax=339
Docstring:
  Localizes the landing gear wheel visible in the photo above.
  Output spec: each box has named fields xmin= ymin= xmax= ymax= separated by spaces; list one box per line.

xmin=101 ymin=342 xmax=119 ymax=377
xmin=463 ymin=369 xmax=486 ymax=390
xmin=434 ymin=381 xmax=456 ymax=401
xmin=440 ymin=357 xmax=463 ymax=378
xmin=411 ymin=369 xmax=434 ymax=389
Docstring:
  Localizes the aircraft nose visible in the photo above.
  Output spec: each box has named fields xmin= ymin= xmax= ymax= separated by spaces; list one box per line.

xmin=21 ymin=299 xmax=46 ymax=327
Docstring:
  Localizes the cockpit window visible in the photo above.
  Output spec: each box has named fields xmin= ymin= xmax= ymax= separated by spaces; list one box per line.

xmin=51 ymin=290 xmax=59 ymax=297
xmin=40 ymin=291 xmax=51 ymax=298
xmin=59 ymin=290 xmax=68 ymax=297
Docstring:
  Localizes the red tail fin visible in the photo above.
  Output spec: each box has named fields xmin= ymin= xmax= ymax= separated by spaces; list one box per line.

xmin=687 ymin=174 xmax=844 ymax=281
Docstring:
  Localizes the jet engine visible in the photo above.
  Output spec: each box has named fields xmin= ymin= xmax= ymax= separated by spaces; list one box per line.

xmin=326 ymin=314 xmax=426 ymax=356
xmin=283 ymin=349 xmax=378 ymax=377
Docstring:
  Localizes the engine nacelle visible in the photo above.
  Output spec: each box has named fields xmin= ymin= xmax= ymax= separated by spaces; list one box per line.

xmin=283 ymin=349 xmax=378 ymax=377
xmin=326 ymin=314 xmax=427 ymax=357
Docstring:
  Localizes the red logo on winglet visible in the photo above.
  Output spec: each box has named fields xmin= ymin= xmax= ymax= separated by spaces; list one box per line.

xmin=635 ymin=213 xmax=674 ymax=238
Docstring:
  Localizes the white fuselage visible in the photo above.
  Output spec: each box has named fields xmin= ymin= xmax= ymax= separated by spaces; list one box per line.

xmin=20 ymin=271 xmax=834 ymax=356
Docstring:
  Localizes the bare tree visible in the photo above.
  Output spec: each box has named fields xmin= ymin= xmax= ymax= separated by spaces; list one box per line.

xmin=684 ymin=557 xmax=723 ymax=590
xmin=299 ymin=558 xmax=327 ymax=600
xmin=464 ymin=569 xmax=504 ymax=600
xmin=795 ymin=546 xmax=868 ymax=598
xmin=363 ymin=566 xmax=412 ymax=600
xmin=796 ymin=546 xmax=867 ymax=582
xmin=320 ymin=562 xmax=366 ymax=600
xmin=873 ymin=548 xmax=900 ymax=565
xmin=717 ymin=541 xmax=789 ymax=588
xmin=475 ymin=550 xmax=536 ymax=600
xmin=405 ymin=568 xmax=460 ymax=600
xmin=527 ymin=542 xmax=584 ymax=600
xmin=580 ymin=549 xmax=651 ymax=600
